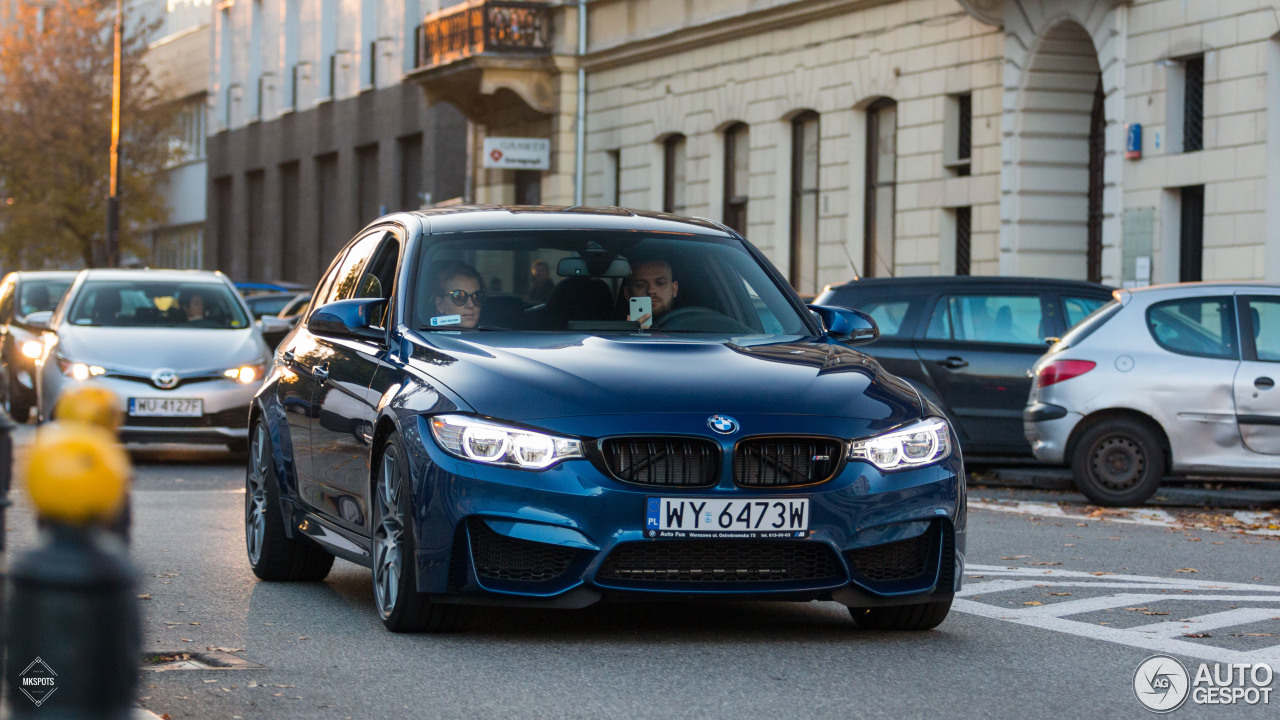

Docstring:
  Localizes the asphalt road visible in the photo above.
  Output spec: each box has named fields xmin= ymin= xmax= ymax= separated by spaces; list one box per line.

xmin=4 ymin=427 xmax=1278 ymax=720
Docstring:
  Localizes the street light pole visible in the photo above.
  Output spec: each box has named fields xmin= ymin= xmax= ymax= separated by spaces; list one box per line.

xmin=105 ymin=0 xmax=122 ymax=268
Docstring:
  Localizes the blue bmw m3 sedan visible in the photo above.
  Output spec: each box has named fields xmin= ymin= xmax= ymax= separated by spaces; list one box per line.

xmin=245 ymin=206 xmax=966 ymax=633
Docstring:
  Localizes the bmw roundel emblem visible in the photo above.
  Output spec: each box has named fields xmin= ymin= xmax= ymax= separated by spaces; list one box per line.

xmin=707 ymin=415 xmax=739 ymax=435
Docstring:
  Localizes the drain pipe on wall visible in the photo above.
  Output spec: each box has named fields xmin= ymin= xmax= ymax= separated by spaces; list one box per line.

xmin=574 ymin=0 xmax=587 ymax=206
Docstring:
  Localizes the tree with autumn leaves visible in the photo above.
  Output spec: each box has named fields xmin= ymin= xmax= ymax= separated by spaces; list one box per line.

xmin=0 ymin=0 xmax=179 ymax=268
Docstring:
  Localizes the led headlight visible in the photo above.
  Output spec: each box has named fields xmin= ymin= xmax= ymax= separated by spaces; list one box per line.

xmin=428 ymin=414 xmax=583 ymax=470
xmin=21 ymin=340 xmax=43 ymax=359
xmin=223 ymin=364 xmax=266 ymax=384
xmin=849 ymin=417 xmax=952 ymax=471
xmin=56 ymin=357 xmax=106 ymax=381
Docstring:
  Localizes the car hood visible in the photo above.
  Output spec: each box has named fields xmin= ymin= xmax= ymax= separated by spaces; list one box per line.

xmin=55 ymin=326 xmax=267 ymax=374
xmin=405 ymin=332 xmax=922 ymax=424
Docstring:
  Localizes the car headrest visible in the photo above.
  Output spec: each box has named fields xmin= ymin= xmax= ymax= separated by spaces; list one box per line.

xmin=546 ymin=277 xmax=612 ymax=321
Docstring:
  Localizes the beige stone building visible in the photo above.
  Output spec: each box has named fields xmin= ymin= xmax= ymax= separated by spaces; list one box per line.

xmin=411 ymin=0 xmax=1280 ymax=295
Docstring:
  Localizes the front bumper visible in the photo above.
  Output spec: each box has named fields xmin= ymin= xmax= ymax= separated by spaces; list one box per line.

xmin=43 ymin=371 xmax=255 ymax=444
xmin=405 ymin=415 xmax=966 ymax=607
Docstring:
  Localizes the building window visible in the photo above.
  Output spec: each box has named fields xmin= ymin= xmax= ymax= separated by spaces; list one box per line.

xmin=945 ymin=93 xmax=971 ymax=176
xmin=169 ymin=96 xmax=206 ymax=163
xmin=152 ymin=225 xmax=204 ymax=269
xmin=1183 ymin=55 xmax=1204 ymax=153
xmin=955 ymin=206 xmax=971 ymax=276
xmin=362 ymin=0 xmax=377 ymax=88
xmin=865 ymin=99 xmax=897 ymax=278
xmin=1180 ymin=185 xmax=1204 ymax=282
xmin=399 ymin=133 xmax=423 ymax=210
xmin=790 ymin=111 xmax=819 ymax=293
xmin=724 ymin=123 xmax=748 ymax=234
xmin=662 ymin=135 xmax=687 ymax=215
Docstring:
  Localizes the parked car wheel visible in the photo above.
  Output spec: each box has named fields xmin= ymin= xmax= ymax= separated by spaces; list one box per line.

xmin=1071 ymin=418 xmax=1166 ymax=507
xmin=245 ymin=421 xmax=334 ymax=581
xmin=849 ymin=598 xmax=952 ymax=631
xmin=372 ymin=432 xmax=470 ymax=633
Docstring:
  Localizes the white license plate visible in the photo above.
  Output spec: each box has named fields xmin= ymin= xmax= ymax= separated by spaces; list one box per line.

xmin=129 ymin=398 xmax=203 ymax=417
xmin=646 ymin=498 xmax=809 ymax=539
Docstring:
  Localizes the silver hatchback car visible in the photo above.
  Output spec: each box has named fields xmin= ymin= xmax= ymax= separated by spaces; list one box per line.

xmin=1025 ymin=283 xmax=1280 ymax=506
xmin=35 ymin=269 xmax=273 ymax=450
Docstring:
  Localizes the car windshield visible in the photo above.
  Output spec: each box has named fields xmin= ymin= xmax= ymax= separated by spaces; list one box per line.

xmin=19 ymin=279 xmax=72 ymax=316
xmin=67 ymin=280 xmax=251 ymax=329
xmin=411 ymin=230 xmax=811 ymax=336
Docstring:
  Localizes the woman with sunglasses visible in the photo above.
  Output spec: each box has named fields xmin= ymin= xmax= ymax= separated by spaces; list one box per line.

xmin=430 ymin=261 xmax=486 ymax=329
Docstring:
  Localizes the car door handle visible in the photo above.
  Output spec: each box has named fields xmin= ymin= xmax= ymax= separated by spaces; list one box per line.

xmin=1257 ymin=376 xmax=1275 ymax=390
xmin=938 ymin=356 xmax=968 ymax=369
xmin=311 ymin=363 xmax=329 ymax=383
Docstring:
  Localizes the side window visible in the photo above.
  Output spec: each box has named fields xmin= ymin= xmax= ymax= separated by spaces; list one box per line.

xmin=856 ymin=298 xmax=914 ymax=338
xmin=925 ymin=294 xmax=1045 ymax=345
xmin=321 ymin=232 xmax=385 ymax=306
xmin=1146 ymin=296 xmax=1238 ymax=360
xmin=357 ymin=234 xmax=401 ymax=328
xmin=1244 ymin=297 xmax=1280 ymax=362
xmin=740 ymin=278 xmax=783 ymax=335
xmin=1062 ymin=295 xmax=1107 ymax=329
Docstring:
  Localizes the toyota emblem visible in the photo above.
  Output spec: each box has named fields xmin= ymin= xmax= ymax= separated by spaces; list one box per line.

xmin=707 ymin=415 xmax=739 ymax=435
xmin=151 ymin=368 xmax=180 ymax=389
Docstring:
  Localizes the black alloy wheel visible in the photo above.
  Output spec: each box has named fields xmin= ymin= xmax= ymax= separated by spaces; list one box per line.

xmin=371 ymin=431 xmax=470 ymax=633
xmin=245 ymin=420 xmax=334 ymax=581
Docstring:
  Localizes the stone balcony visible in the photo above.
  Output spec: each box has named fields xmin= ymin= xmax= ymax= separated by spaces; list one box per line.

xmin=409 ymin=0 xmax=558 ymax=124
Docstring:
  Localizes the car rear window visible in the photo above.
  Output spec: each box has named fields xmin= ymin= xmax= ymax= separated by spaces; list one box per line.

xmin=1146 ymin=297 xmax=1238 ymax=360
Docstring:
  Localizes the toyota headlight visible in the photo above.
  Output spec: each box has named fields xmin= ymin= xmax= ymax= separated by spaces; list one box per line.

xmin=849 ymin=417 xmax=952 ymax=471
xmin=428 ymin=414 xmax=583 ymax=470
xmin=56 ymin=357 xmax=106 ymax=381
xmin=223 ymin=364 xmax=266 ymax=384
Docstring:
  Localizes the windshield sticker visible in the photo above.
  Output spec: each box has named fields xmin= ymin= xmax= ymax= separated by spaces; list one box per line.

xmin=430 ymin=314 xmax=462 ymax=327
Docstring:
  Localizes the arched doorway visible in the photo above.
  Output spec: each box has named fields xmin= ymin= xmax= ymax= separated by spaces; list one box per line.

xmin=1010 ymin=21 xmax=1105 ymax=281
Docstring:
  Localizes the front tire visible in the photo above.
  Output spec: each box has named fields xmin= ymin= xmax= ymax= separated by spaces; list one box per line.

xmin=849 ymin=598 xmax=953 ymax=631
xmin=372 ymin=432 xmax=469 ymax=633
xmin=245 ymin=420 xmax=334 ymax=581
xmin=1070 ymin=418 xmax=1166 ymax=507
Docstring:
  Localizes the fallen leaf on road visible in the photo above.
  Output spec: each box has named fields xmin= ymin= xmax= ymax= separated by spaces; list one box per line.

xmin=1184 ymin=633 xmax=1212 ymax=638
xmin=297 ymin=636 xmax=308 ymax=640
xmin=1098 ymin=622 xmax=1111 ymax=625
xmin=1124 ymin=607 xmax=1150 ymax=612
xmin=189 ymin=622 xmax=200 ymax=626
xmin=137 ymin=594 xmax=152 ymax=600
xmin=1233 ymin=633 xmax=1276 ymax=637
xmin=273 ymin=693 xmax=283 ymax=697
xmin=1029 ymin=561 xmax=1062 ymax=566
xmin=1023 ymin=601 xmax=1043 ymax=606
xmin=273 ymin=684 xmax=295 ymax=688
xmin=1089 ymin=572 xmax=1113 ymax=576
xmin=1000 ymin=556 xmax=1029 ymax=560
xmin=1046 ymin=592 xmax=1072 ymax=596
xmin=1175 ymin=568 xmax=1198 ymax=573
xmin=203 ymin=680 xmax=218 ymax=684
xmin=1143 ymin=611 xmax=1171 ymax=616
xmin=154 ymin=573 xmax=180 ymax=578
xmin=967 ymin=575 xmax=984 ymax=579
xmin=180 ymin=638 xmax=193 ymax=642
xmin=1063 ymin=543 xmax=1076 ymax=547
xmin=208 ymin=647 xmax=244 ymax=653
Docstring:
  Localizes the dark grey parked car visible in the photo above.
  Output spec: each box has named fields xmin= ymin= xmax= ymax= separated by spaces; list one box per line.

xmin=0 ymin=271 xmax=77 ymax=421
xmin=814 ymin=276 xmax=1114 ymax=455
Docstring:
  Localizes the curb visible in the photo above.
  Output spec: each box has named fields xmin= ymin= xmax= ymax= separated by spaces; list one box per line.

xmin=973 ymin=468 xmax=1280 ymax=510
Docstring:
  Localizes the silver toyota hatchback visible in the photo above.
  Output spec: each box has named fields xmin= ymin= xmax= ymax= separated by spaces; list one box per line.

xmin=35 ymin=269 xmax=274 ymax=450
xmin=1025 ymin=283 xmax=1280 ymax=506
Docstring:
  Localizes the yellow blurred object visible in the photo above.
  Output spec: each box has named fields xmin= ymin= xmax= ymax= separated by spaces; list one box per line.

xmin=54 ymin=384 xmax=124 ymax=432
xmin=22 ymin=422 xmax=131 ymax=524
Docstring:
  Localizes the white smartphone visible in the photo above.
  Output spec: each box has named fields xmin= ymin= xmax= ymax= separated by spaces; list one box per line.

xmin=628 ymin=296 xmax=652 ymax=329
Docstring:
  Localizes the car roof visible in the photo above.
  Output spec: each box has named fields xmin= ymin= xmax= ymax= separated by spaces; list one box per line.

xmin=823 ymin=275 xmax=1114 ymax=292
xmin=403 ymin=205 xmax=734 ymax=236
xmin=1122 ymin=281 xmax=1280 ymax=296
xmin=77 ymin=268 xmax=229 ymax=284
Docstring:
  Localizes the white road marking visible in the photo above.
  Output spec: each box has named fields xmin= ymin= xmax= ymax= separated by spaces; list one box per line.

xmin=955 ymin=565 xmax=1280 ymax=664
xmin=970 ymin=499 xmax=1280 ymax=536
xmin=1129 ymin=608 xmax=1280 ymax=637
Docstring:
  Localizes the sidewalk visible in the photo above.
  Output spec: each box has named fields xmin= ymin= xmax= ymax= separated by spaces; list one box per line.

xmin=971 ymin=464 xmax=1280 ymax=510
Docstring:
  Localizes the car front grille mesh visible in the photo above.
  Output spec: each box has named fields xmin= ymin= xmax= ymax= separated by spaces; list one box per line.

xmin=600 ymin=437 xmax=719 ymax=487
xmin=733 ymin=438 xmax=843 ymax=487
xmin=597 ymin=541 xmax=842 ymax=584
xmin=844 ymin=528 xmax=934 ymax=584
xmin=468 ymin=519 xmax=578 ymax=583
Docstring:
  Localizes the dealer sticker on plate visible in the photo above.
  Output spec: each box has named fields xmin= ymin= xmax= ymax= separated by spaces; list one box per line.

xmin=646 ymin=497 xmax=809 ymax=539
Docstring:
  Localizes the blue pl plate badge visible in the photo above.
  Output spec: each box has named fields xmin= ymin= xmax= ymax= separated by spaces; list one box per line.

xmin=430 ymin=314 xmax=462 ymax=327
xmin=646 ymin=498 xmax=660 ymax=529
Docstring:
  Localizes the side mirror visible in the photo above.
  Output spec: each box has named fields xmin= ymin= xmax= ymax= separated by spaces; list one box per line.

xmin=23 ymin=311 xmax=53 ymax=331
xmin=258 ymin=316 xmax=291 ymax=334
xmin=808 ymin=305 xmax=878 ymax=346
xmin=306 ymin=298 xmax=386 ymax=340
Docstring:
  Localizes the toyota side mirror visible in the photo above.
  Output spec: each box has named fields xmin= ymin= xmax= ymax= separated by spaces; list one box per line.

xmin=808 ymin=305 xmax=878 ymax=346
xmin=306 ymin=298 xmax=386 ymax=341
